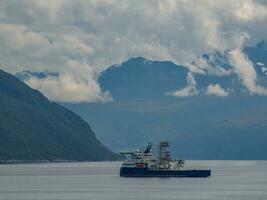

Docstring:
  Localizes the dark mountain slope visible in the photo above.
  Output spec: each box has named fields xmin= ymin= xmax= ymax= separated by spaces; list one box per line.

xmin=0 ymin=69 xmax=118 ymax=162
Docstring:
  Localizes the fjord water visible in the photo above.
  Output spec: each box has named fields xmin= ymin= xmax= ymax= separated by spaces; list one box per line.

xmin=0 ymin=161 xmax=266 ymax=200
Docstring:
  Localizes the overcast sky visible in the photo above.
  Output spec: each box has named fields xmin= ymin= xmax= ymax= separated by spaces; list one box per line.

xmin=0 ymin=0 xmax=267 ymax=102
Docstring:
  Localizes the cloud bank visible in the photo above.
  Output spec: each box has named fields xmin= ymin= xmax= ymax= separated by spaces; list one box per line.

xmin=0 ymin=0 xmax=267 ymax=102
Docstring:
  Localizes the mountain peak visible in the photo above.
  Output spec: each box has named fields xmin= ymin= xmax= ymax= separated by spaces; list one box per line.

xmin=126 ymin=56 xmax=147 ymax=62
xmin=119 ymin=57 xmax=153 ymax=68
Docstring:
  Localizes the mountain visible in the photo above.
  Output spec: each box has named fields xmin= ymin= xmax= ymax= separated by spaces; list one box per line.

xmin=16 ymin=42 xmax=267 ymax=159
xmin=99 ymin=57 xmax=189 ymax=101
xmin=63 ymin=45 xmax=267 ymax=160
xmin=0 ymin=69 xmax=118 ymax=163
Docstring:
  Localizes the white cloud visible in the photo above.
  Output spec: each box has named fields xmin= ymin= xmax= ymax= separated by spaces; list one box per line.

xmin=229 ymin=49 xmax=267 ymax=95
xmin=261 ymin=66 xmax=267 ymax=74
xmin=168 ymin=73 xmax=198 ymax=97
xmin=256 ymin=62 xmax=265 ymax=66
xmin=24 ymin=60 xmax=112 ymax=103
xmin=25 ymin=73 xmax=111 ymax=103
xmin=0 ymin=0 xmax=267 ymax=101
xmin=206 ymin=84 xmax=229 ymax=97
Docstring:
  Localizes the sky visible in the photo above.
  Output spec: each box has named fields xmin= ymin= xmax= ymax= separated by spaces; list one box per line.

xmin=0 ymin=0 xmax=267 ymax=102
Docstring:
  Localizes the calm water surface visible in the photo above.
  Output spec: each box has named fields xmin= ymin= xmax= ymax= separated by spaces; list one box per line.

xmin=0 ymin=161 xmax=266 ymax=200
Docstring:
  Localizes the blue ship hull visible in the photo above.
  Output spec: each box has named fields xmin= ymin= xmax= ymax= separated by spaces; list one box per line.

xmin=120 ymin=167 xmax=211 ymax=177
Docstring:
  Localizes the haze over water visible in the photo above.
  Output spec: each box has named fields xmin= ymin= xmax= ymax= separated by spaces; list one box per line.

xmin=0 ymin=161 xmax=266 ymax=200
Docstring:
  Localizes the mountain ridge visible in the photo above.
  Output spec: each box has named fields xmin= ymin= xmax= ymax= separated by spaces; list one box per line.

xmin=15 ymin=42 xmax=267 ymax=159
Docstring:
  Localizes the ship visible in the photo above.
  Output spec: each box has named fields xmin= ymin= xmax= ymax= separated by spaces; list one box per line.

xmin=120 ymin=141 xmax=211 ymax=177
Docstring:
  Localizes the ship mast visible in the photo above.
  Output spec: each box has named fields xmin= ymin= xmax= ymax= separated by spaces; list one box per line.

xmin=158 ymin=141 xmax=171 ymax=169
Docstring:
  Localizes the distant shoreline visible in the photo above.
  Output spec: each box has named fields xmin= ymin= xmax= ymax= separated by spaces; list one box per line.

xmin=1 ymin=159 xmax=267 ymax=165
xmin=0 ymin=159 xmax=122 ymax=165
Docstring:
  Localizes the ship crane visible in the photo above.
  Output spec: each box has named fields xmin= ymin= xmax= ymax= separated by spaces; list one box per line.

xmin=144 ymin=143 xmax=152 ymax=154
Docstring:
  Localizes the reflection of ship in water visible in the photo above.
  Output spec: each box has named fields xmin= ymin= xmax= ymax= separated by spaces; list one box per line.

xmin=120 ymin=141 xmax=211 ymax=177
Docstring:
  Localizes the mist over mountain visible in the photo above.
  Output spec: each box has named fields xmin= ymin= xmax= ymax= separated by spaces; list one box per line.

xmin=0 ymin=69 xmax=118 ymax=163
xmin=15 ymin=70 xmax=59 ymax=82
xmin=16 ymin=42 xmax=267 ymax=159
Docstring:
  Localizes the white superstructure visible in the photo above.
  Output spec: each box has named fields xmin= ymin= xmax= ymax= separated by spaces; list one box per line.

xmin=120 ymin=142 xmax=184 ymax=170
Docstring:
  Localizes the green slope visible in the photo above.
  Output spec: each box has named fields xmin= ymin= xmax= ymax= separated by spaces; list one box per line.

xmin=0 ymin=69 xmax=118 ymax=162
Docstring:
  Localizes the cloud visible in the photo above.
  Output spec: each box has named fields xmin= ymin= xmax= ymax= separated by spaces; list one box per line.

xmin=168 ymin=73 xmax=198 ymax=97
xmin=24 ymin=60 xmax=112 ymax=103
xmin=0 ymin=0 xmax=267 ymax=101
xmin=206 ymin=84 xmax=229 ymax=97
xmin=256 ymin=62 xmax=265 ymax=66
xmin=234 ymin=0 xmax=267 ymax=22
xmin=25 ymin=73 xmax=111 ymax=103
xmin=261 ymin=67 xmax=267 ymax=74
xmin=228 ymin=49 xmax=267 ymax=95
